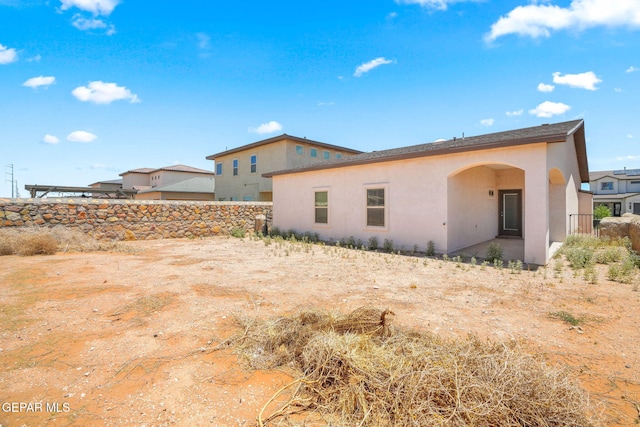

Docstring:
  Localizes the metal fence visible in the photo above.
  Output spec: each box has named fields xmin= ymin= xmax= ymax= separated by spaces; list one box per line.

xmin=569 ymin=214 xmax=599 ymax=237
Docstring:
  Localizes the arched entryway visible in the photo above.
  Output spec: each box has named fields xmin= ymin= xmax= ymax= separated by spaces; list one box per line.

xmin=447 ymin=163 xmax=525 ymax=259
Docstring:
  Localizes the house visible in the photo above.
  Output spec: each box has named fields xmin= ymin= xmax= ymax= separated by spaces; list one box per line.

xmin=89 ymin=179 xmax=123 ymax=190
xmin=264 ymin=120 xmax=591 ymax=265
xmin=119 ymin=165 xmax=215 ymax=201
xmin=589 ymin=169 xmax=640 ymax=216
xmin=206 ymin=134 xmax=362 ymax=201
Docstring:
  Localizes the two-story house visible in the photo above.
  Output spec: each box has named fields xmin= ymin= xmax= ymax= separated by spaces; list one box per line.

xmin=206 ymin=134 xmax=362 ymax=201
xmin=589 ymin=168 xmax=640 ymax=216
xmin=119 ymin=164 xmax=215 ymax=201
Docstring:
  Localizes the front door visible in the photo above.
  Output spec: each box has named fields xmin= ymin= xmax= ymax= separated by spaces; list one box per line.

xmin=614 ymin=202 xmax=622 ymax=216
xmin=499 ymin=190 xmax=522 ymax=237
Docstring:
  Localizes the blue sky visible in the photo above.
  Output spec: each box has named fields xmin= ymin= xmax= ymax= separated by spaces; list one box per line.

xmin=1 ymin=0 xmax=639 ymax=197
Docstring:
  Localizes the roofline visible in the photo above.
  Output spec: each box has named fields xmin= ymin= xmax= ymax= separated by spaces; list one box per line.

xmin=119 ymin=165 xmax=213 ymax=177
xmin=264 ymin=120 xmax=589 ymax=182
xmin=263 ymin=131 xmax=572 ymax=178
xmin=205 ymin=134 xmax=363 ymax=160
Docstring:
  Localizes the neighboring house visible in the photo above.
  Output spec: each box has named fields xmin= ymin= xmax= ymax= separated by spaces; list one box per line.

xmin=89 ymin=179 xmax=123 ymax=190
xmin=206 ymin=134 xmax=362 ymax=201
xmin=589 ymin=169 xmax=640 ymax=216
xmin=264 ymin=120 xmax=591 ymax=265
xmin=119 ymin=165 xmax=215 ymax=201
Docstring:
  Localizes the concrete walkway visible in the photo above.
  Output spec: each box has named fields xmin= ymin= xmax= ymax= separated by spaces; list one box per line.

xmin=451 ymin=237 xmax=525 ymax=262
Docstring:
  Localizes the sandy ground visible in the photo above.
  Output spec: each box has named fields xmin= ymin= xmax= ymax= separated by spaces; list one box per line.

xmin=1 ymin=236 xmax=639 ymax=426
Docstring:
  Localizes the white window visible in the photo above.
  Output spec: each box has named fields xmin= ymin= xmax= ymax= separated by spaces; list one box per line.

xmin=600 ymin=182 xmax=613 ymax=190
xmin=250 ymin=155 xmax=257 ymax=173
xmin=315 ymin=191 xmax=328 ymax=224
xmin=366 ymin=188 xmax=385 ymax=227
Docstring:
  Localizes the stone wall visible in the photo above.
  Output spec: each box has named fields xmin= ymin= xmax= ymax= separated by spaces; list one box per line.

xmin=0 ymin=198 xmax=272 ymax=241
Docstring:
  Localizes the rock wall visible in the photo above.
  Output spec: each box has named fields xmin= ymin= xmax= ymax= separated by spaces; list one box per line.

xmin=0 ymin=198 xmax=272 ymax=241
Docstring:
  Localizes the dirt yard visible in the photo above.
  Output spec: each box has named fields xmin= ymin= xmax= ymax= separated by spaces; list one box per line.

xmin=1 ymin=236 xmax=639 ymax=426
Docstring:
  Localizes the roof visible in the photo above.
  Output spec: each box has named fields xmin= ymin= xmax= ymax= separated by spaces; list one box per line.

xmin=88 ymin=178 xmax=123 ymax=186
xmin=263 ymin=120 xmax=589 ymax=182
xmin=205 ymin=134 xmax=363 ymax=160
xmin=590 ymin=169 xmax=640 ymax=181
xmin=593 ymin=193 xmax=640 ymax=201
xmin=136 ymin=177 xmax=215 ymax=194
xmin=120 ymin=164 xmax=213 ymax=177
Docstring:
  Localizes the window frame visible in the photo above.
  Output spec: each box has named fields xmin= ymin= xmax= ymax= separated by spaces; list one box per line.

xmin=232 ymin=159 xmax=239 ymax=176
xmin=216 ymin=163 xmax=223 ymax=176
xmin=295 ymin=145 xmax=304 ymax=155
xmin=600 ymin=181 xmax=613 ymax=191
xmin=323 ymin=150 xmax=330 ymax=160
xmin=364 ymin=184 xmax=388 ymax=230
xmin=250 ymin=155 xmax=257 ymax=173
xmin=314 ymin=189 xmax=329 ymax=226
xmin=310 ymin=148 xmax=317 ymax=158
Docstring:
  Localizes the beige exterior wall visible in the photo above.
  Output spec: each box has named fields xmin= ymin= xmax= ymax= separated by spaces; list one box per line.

xmin=150 ymin=171 xmax=212 ymax=188
xmin=272 ymin=140 xmax=584 ymax=264
xmin=122 ymin=172 xmax=150 ymax=189
xmin=213 ymin=139 xmax=353 ymax=201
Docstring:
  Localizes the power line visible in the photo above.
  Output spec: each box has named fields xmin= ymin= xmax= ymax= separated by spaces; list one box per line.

xmin=5 ymin=164 xmax=16 ymax=198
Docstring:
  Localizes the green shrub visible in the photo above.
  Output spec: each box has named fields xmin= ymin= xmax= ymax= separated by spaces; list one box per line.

xmin=607 ymin=258 xmax=637 ymax=283
xmin=383 ymin=239 xmax=394 ymax=253
xmin=231 ymin=227 xmax=246 ymax=238
xmin=368 ymin=236 xmax=378 ymax=251
xmin=593 ymin=204 xmax=611 ymax=220
xmin=549 ymin=311 xmax=582 ymax=326
xmin=486 ymin=243 xmax=503 ymax=262
xmin=593 ymin=246 xmax=627 ymax=264
xmin=426 ymin=240 xmax=435 ymax=256
xmin=564 ymin=247 xmax=593 ymax=269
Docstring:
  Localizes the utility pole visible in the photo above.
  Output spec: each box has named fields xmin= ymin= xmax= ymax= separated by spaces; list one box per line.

xmin=5 ymin=164 xmax=15 ymax=198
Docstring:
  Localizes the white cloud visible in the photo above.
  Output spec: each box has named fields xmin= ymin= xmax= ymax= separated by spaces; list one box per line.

xmin=614 ymin=87 xmax=623 ymax=92
xmin=486 ymin=0 xmax=640 ymax=42
xmin=616 ymin=155 xmax=640 ymax=160
xmin=506 ymin=109 xmax=524 ymax=117
xmin=0 ymin=44 xmax=18 ymax=64
xmin=27 ymin=54 xmax=41 ymax=63
xmin=529 ymin=101 xmax=571 ymax=118
xmin=552 ymin=71 xmax=601 ymax=90
xmin=23 ymin=76 xmax=56 ymax=89
xmin=480 ymin=118 xmax=495 ymax=126
xmin=197 ymin=32 xmax=211 ymax=49
xmin=354 ymin=57 xmax=394 ymax=77
xmin=72 ymin=15 xmax=106 ymax=30
xmin=249 ymin=121 xmax=283 ymax=135
xmin=537 ymin=83 xmax=555 ymax=92
xmin=67 ymin=131 xmax=97 ymax=143
xmin=394 ymin=0 xmax=478 ymax=11
xmin=628 ymin=134 xmax=634 ymax=139
xmin=72 ymin=81 xmax=140 ymax=104
xmin=41 ymin=134 xmax=60 ymax=144
xmin=627 ymin=66 xmax=640 ymax=73
xmin=59 ymin=0 xmax=119 ymax=15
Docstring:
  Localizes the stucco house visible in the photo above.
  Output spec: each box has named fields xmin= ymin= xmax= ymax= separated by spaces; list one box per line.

xmin=119 ymin=165 xmax=215 ymax=201
xmin=264 ymin=120 xmax=591 ymax=264
xmin=589 ymin=168 xmax=640 ymax=216
xmin=206 ymin=134 xmax=362 ymax=201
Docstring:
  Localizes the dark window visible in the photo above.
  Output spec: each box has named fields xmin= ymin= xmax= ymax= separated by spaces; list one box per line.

xmin=250 ymin=155 xmax=257 ymax=173
xmin=233 ymin=159 xmax=238 ymax=176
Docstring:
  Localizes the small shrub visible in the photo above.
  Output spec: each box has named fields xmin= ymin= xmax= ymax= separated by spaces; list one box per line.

xmin=564 ymin=247 xmax=593 ymax=269
xmin=607 ymin=258 xmax=637 ymax=283
xmin=549 ymin=311 xmax=582 ymax=326
xmin=383 ymin=239 xmax=394 ymax=253
xmin=593 ymin=246 xmax=627 ymax=264
xmin=486 ymin=243 xmax=503 ymax=262
xmin=426 ymin=240 xmax=435 ymax=256
xmin=0 ymin=239 xmax=13 ymax=256
xmin=593 ymin=204 xmax=611 ymax=220
xmin=368 ymin=236 xmax=379 ymax=251
xmin=230 ymin=227 xmax=246 ymax=238
xmin=16 ymin=233 xmax=58 ymax=256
